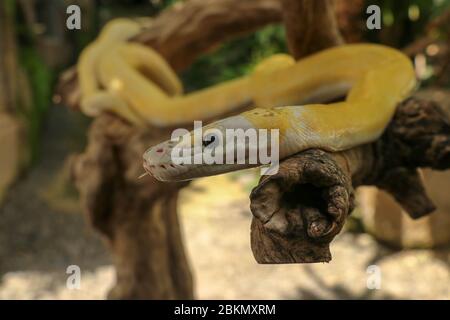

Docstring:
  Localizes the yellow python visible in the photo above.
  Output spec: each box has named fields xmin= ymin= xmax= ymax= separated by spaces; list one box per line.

xmin=77 ymin=19 xmax=417 ymax=182
xmin=78 ymin=19 xmax=253 ymax=126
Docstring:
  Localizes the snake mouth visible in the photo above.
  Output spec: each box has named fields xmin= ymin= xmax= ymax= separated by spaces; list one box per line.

xmin=143 ymin=161 xmax=153 ymax=174
xmin=142 ymin=156 xmax=190 ymax=181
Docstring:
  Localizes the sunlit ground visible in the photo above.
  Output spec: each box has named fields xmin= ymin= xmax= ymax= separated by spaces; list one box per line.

xmin=0 ymin=107 xmax=448 ymax=300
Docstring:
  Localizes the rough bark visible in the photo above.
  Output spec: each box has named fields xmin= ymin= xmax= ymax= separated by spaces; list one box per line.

xmin=359 ymin=89 xmax=450 ymax=249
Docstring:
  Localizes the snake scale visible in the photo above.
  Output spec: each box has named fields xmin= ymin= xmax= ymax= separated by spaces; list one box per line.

xmin=77 ymin=19 xmax=417 ymax=182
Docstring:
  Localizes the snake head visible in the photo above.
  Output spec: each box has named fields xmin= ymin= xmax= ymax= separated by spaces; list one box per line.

xmin=142 ymin=115 xmax=275 ymax=182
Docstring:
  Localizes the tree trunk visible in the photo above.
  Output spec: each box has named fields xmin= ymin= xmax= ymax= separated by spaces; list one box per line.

xmin=0 ymin=1 xmax=22 ymax=202
xmin=0 ymin=0 xmax=18 ymax=113
xmin=71 ymin=115 xmax=194 ymax=299
xmin=281 ymin=0 xmax=343 ymax=59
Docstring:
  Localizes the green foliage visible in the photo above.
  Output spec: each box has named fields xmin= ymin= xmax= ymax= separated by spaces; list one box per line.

xmin=3 ymin=0 xmax=15 ymax=16
xmin=158 ymin=0 xmax=180 ymax=9
xmin=18 ymin=48 xmax=54 ymax=163
xmin=9 ymin=0 xmax=56 ymax=163
xmin=181 ymin=25 xmax=287 ymax=91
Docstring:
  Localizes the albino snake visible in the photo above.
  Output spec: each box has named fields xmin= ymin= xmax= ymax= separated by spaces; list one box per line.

xmin=77 ymin=19 xmax=417 ymax=182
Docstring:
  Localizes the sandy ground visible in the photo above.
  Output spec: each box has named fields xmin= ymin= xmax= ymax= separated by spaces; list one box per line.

xmin=0 ymin=107 xmax=449 ymax=299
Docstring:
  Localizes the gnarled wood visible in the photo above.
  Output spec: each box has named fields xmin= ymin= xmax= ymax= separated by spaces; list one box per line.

xmin=250 ymin=95 xmax=450 ymax=263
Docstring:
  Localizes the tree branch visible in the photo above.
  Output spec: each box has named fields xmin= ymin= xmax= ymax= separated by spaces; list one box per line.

xmin=281 ymin=0 xmax=343 ymax=59
xmin=132 ymin=0 xmax=283 ymax=71
xmin=249 ymin=0 xmax=450 ymax=264
xmin=250 ymin=94 xmax=450 ymax=263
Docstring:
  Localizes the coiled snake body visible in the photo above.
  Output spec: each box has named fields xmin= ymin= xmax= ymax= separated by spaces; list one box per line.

xmin=78 ymin=19 xmax=417 ymax=182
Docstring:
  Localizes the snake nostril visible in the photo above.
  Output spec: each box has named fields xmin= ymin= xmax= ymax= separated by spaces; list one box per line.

xmin=156 ymin=148 xmax=164 ymax=153
xmin=160 ymin=164 xmax=166 ymax=169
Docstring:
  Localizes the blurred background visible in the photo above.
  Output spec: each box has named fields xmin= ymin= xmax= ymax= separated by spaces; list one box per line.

xmin=0 ymin=0 xmax=449 ymax=299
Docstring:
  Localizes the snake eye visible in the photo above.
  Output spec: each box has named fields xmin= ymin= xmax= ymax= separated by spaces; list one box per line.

xmin=202 ymin=134 xmax=218 ymax=148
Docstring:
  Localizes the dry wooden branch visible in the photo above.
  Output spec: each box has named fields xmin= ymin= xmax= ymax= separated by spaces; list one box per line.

xmin=334 ymin=0 xmax=365 ymax=43
xmin=250 ymin=95 xmax=450 ymax=263
xmin=133 ymin=0 xmax=283 ymax=71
